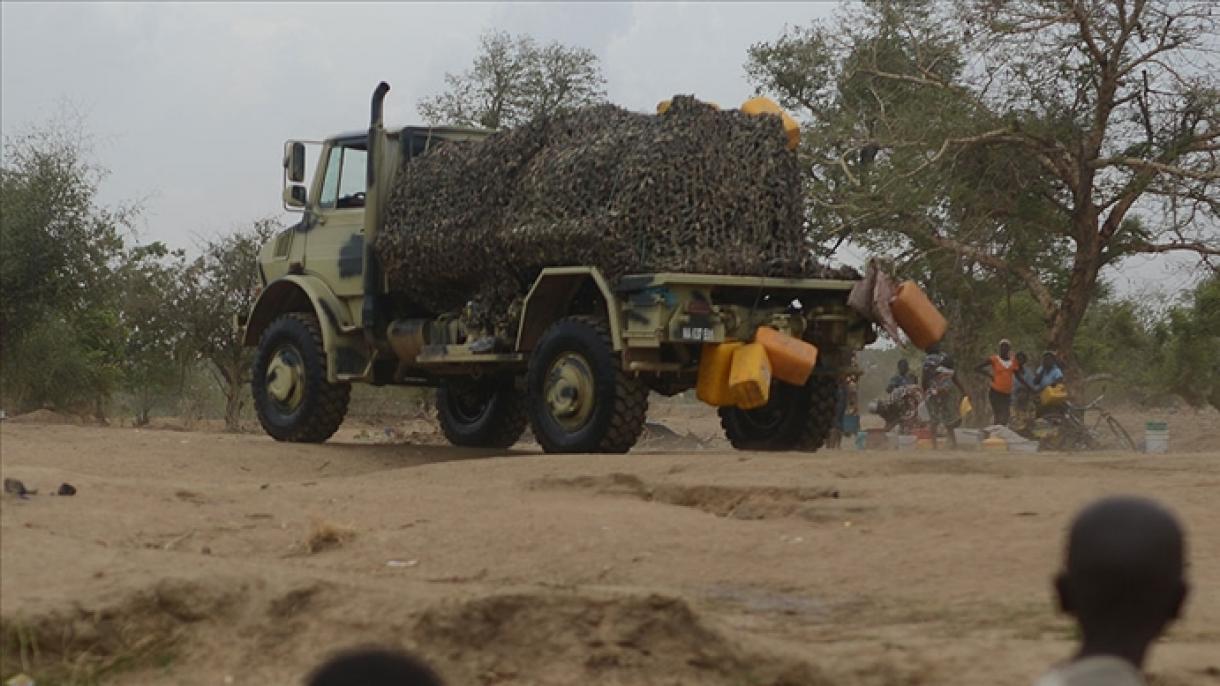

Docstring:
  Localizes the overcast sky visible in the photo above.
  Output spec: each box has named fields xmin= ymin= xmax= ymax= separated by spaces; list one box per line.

xmin=0 ymin=2 xmax=1203 ymax=297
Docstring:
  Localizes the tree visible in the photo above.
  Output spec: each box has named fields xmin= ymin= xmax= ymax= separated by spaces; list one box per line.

xmin=180 ymin=219 xmax=279 ymax=431
xmin=1161 ymin=274 xmax=1220 ymax=410
xmin=0 ymin=119 xmax=133 ymax=414
xmin=116 ymin=242 xmax=193 ymax=425
xmin=418 ymin=30 xmax=606 ymax=129
xmin=747 ymin=1 xmax=1219 ymax=377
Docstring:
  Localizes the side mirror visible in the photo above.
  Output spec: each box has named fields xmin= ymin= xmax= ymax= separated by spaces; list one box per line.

xmin=284 ymin=141 xmax=306 ymax=183
xmin=283 ymin=184 xmax=307 ymax=209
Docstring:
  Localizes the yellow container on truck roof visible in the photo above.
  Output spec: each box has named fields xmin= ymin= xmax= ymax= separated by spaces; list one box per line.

xmin=740 ymin=96 xmax=801 ymax=150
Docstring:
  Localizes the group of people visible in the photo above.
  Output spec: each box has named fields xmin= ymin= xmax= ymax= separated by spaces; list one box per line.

xmin=301 ymin=496 xmax=1190 ymax=686
xmin=974 ymin=339 xmax=1066 ymax=428
xmin=875 ymin=339 xmax=1068 ymax=446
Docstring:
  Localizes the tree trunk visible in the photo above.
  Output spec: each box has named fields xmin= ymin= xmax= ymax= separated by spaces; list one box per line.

xmin=223 ymin=385 xmax=242 ymax=432
xmin=93 ymin=397 xmax=108 ymax=425
xmin=1047 ymin=225 xmax=1104 ymax=392
xmin=222 ymin=361 xmax=244 ymax=432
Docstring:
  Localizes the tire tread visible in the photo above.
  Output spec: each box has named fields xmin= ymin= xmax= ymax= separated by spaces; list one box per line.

xmin=253 ymin=312 xmax=350 ymax=443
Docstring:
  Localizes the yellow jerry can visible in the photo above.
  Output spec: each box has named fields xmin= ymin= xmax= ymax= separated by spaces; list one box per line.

xmin=890 ymin=280 xmax=948 ymax=351
xmin=729 ymin=343 xmax=772 ymax=410
xmin=754 ymin=326 xmax=818 ymax=386
xmin=696 ymin=342 xmax=743 ymax=406
xmin=1040 ymin=383 xmax=1068 ymax=407
xmin=982 ymin=437 xmax=1008 ymax=452
xmin=740 ymin=96 xmax=801 ymax=150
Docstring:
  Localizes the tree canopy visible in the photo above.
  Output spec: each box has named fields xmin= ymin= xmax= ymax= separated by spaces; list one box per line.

xmin=0 ymin=122 xmax=132 ymax=413
xmin=418 ymin=30 xmax=607 ymax=129
xmin=747 ymin=0 xmax=1219 ymax=375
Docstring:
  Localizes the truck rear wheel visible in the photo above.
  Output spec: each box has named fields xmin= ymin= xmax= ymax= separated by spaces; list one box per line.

xmin=436 ymin=376 xmax=528 ymax=449
xmin=719 ymin=375 xmax=837 ymax=452
xmin=252 ymin=313 xmax=350 ymax=443
xmin=526 ymin=316 xmax=649 ymax=454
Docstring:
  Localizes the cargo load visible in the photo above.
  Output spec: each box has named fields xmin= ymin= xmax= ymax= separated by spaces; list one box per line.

xmin=375 ymin=96 xmax=836 ymax=339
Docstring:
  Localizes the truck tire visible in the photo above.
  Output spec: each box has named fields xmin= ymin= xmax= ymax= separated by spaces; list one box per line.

xmin=719 ymin=375 xmax=837 ymax=452
xmin=252 ymin=313 xmax=350 ymax=443
xmin=526 ymin=316 xmax=649 ymax=453
xmin=436 ymin=376 xmax=528 ymax=449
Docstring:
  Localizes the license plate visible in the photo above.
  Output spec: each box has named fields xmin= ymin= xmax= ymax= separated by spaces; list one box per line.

xmin=680 ymin=326 xmax=715 ymax=342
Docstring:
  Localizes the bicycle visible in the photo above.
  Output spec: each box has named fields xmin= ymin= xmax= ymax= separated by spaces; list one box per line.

xmin=1039 ymin=392 xmax=1137 ymax=452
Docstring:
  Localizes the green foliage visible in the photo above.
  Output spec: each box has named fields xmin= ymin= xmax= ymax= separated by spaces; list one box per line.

xmin=3 ymin=313 xmax=122 ymax=414
xmin=0 ymin=121 xmax=132 ymax=412
xmin=418 ymin=30 xmax=606 ymax=129
xmin=179 ymin=219 xmax=280 ymax=429
xmin=116 ymin=242 xmax=193 ymax=424
xmin=1161 ymin=276 xmax=1220 ymax=410
xmin=747 ymin=0 xmax=1219 ymax=369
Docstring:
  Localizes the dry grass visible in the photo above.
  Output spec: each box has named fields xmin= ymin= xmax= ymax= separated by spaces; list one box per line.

xmin=303 ymin=518 xmax=355 ymax=554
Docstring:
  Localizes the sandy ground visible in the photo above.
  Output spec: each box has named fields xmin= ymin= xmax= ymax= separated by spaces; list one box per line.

xmin=2 ymin=408 xmax=1218 ymax=686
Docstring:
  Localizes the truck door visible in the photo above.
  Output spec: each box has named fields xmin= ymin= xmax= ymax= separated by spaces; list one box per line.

xmin=306 ymin=139 xmax=368 ymax=324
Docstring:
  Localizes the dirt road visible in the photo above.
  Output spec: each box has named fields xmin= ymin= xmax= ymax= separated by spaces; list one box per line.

xmin=2 ymin=418 xmax=1218 ymax=685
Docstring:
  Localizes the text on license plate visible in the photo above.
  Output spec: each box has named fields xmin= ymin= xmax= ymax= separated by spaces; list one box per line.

xmin=680 ymin=327 xmax=715 ymax=342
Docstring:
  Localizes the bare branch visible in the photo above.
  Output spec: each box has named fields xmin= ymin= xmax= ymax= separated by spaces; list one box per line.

xmin=1131 ymin=241 xmax=1220 ymax=256
xmin=1093 ymin=156 xmax=1220 ymax=181
xmin=925 ymin=230 xmax=1058 ymax=317
xmin=1070 ymin=2 xmax=1107 ymax=65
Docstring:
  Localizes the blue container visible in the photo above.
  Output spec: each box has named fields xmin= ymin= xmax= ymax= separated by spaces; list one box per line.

xmin=841 ymin=415 xmax=861 ymax=434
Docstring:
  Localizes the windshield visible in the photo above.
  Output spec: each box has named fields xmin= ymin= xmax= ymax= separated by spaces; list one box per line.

xmin=318 ymin=143 xmax=367 ymax=209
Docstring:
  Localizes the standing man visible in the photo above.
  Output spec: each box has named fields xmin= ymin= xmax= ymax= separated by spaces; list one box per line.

xmin=975 ymin=339 xmax=1017 ymax=426
xmin=841 ymin=374 xmax=861 ymax=446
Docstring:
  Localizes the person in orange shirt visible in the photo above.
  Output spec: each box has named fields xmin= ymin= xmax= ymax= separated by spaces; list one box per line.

xmin=975 ymin=339 xmax=1017 ymax=426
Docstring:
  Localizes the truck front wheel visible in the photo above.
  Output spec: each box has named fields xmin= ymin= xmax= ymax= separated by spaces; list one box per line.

xmin=719 ymin=375 xmax=837 ymax=452
xmin=526 ymin=316 xmax=649 ymax=454
xmin=252 ymin=313 xmax=350 ymax=442
xmin=436 ymin=376 xmax=528 ymax=449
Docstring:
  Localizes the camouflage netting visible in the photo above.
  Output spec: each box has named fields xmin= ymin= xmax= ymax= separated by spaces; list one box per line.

xmin=377 ymin=96 xmax=843 ymax=339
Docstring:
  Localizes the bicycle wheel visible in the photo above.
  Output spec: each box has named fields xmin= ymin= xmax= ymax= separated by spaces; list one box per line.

xmin=1103 ymin=413 xmax=1138 ymax=452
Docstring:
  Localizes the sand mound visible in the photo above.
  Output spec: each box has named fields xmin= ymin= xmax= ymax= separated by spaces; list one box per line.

xmin=532 ymin=472 xmax=841 ymax=520
xmin=5 ymin=409 xmax=92 ymax=426
xmin=413 ymin=591 xmax=826 ymax=685
xmin=0 ymin=577 xmax=244 ymax=682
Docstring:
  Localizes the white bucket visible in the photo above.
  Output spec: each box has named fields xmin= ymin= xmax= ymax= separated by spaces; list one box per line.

xmin=954 ymin=428 xmax=981 ymax=450
xmin=1145 ymin=422 xmax=1169 ymax=454
xmin=1145 ymin=431 xmax=1169 ymax=454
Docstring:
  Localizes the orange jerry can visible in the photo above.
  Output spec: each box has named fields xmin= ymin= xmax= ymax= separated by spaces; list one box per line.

xmin=729 ymin=343 xmax=772 ymax=410
xmin=890 ymin=280 xmax=948 ymax=351
xmin=740 ymin=96 xmax=801 ymax=150
xmin=754 ymin=326 xmax=818 ymax=386
xmin=696 ymin=342 xmax=743 ymax=406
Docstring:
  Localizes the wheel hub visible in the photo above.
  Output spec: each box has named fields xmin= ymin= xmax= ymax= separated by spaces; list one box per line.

xmin=266 ymin=346 xmax=305 ymax=411
xmin=449 ymin=383 xmax=494 ymax=423
xmin=545 ymin=352 xmax=595 ymax=431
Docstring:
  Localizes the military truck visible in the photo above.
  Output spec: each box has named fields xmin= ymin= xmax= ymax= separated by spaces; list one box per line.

xmin=240 ymin=83 xmax=876 ymax=454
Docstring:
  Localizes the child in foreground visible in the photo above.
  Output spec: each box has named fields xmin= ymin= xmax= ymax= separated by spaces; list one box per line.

xmin=1036 ymin=496 xmax=1189 ymax=686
